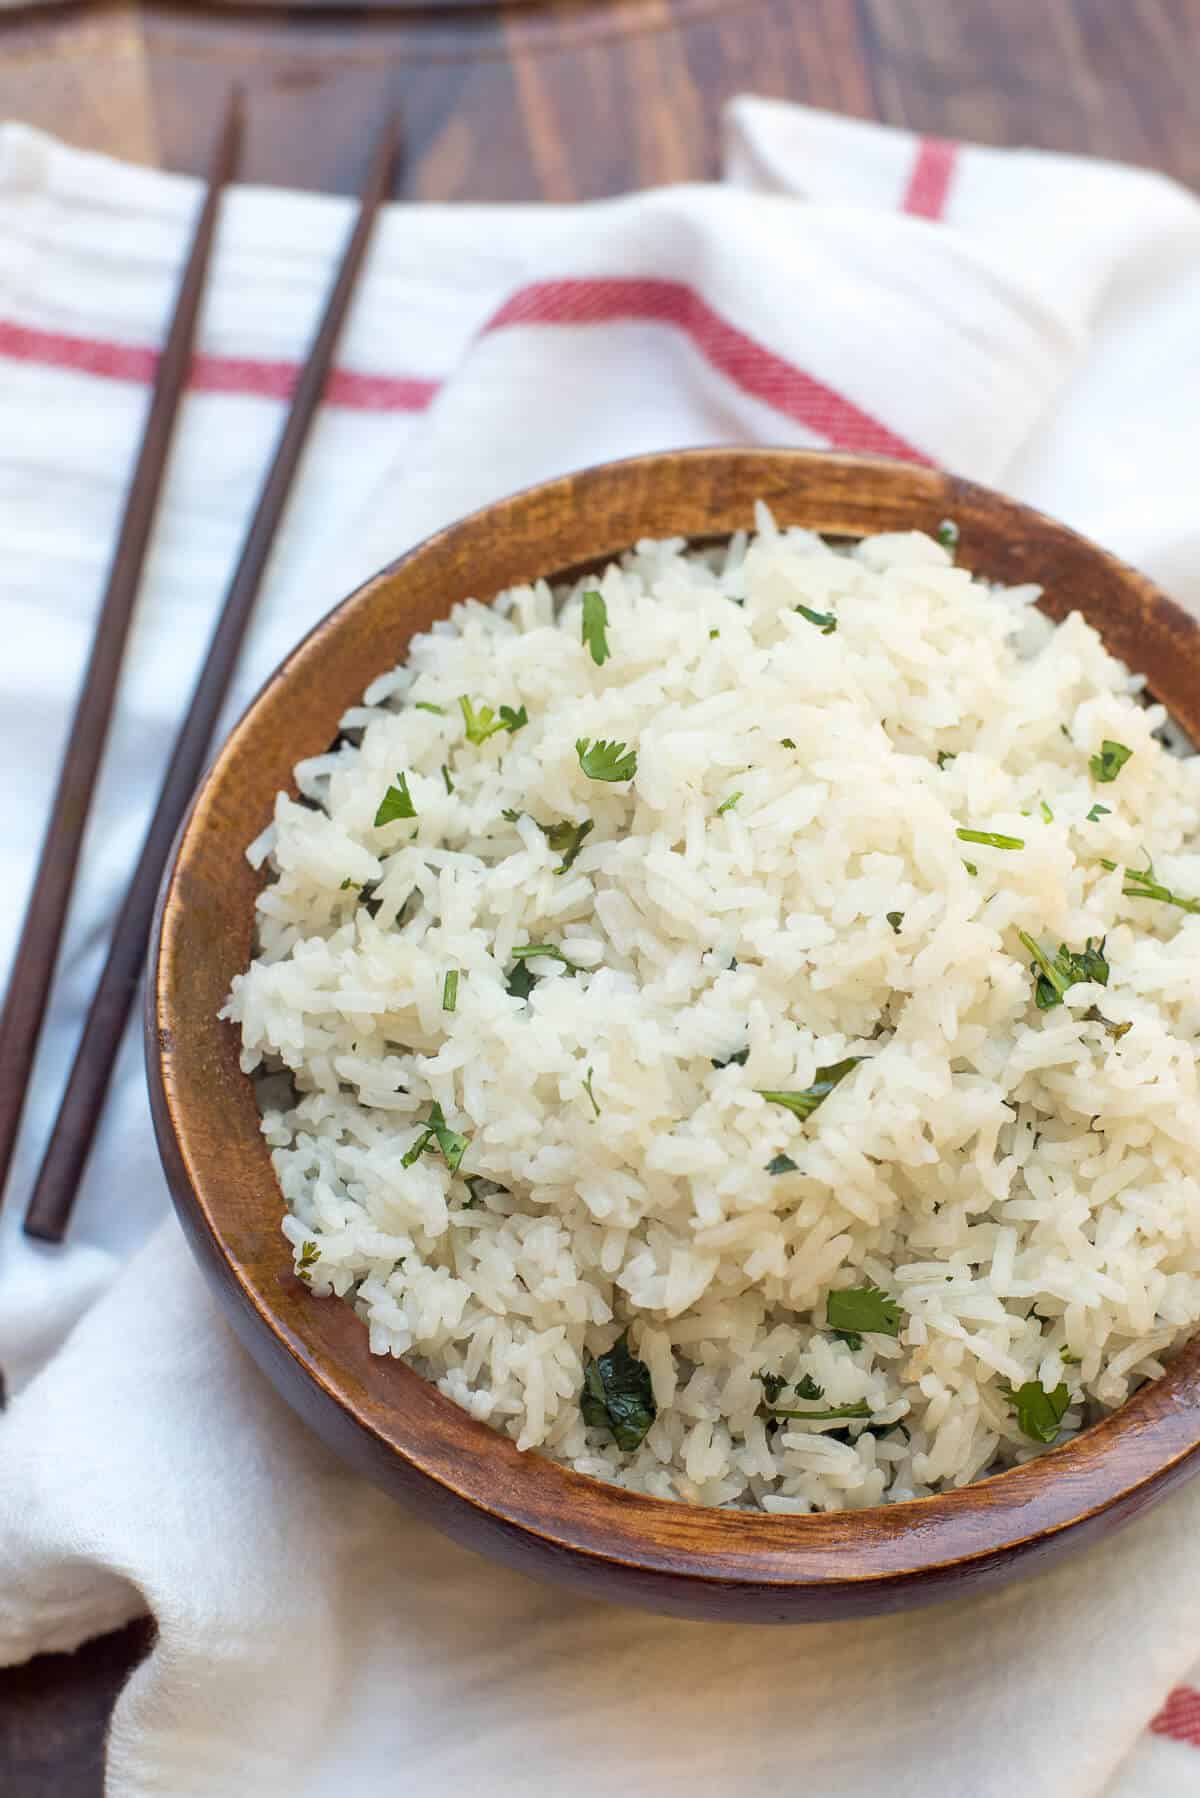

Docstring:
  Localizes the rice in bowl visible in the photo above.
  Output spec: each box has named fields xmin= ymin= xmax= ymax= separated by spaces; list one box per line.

xmin=224 ymin=509 xmax=1200 ymax=1512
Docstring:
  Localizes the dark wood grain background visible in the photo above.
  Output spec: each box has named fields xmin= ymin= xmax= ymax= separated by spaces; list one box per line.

xmin=2 ymin=0 xmax=1198 ymax=1788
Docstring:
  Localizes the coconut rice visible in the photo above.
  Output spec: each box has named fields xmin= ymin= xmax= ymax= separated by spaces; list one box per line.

xmin=224 ymin=510 xmax=1200 ymax=1512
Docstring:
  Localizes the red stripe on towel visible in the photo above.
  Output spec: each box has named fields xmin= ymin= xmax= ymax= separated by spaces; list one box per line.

xmin=902 ymin=137 xmax=959 ymax=220
xmin=485 ymin=278 xmax=933 ymax=464
xmin=1150 ymin=1686 xmax=1200 ymax=1748
xmin=1 ymin=277 xmax=932 ymax=463
xmin=0 ymin=319 xmax=438 ymax=412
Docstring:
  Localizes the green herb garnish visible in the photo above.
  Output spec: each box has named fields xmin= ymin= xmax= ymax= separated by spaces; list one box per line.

xmin=963 ymin=860 xmax=978 ymax=876
xmin=510 ymin=943 xmax=577 ymax=969
xmin=780 ymin=737 xmax=796 ymax=749
xmin=1122 ymin=855 xmax=1200 ymax=916
xmin=886 ymin=911 xmax=904 ymax=934
xmin=339 ymin=877 xmax=358 ymax=891
xmin=401 ymin=1100 xmax=469 ymax=1173
xmin=764 ymin=1153 xmax=798 ymax=1175
xmin=374 ymin=772 xmax=417 ymax=827
xmin=581 ymin=589 xmax=610 ymax=666
xmin=765 ymin=1401 xmax=872 ymax=1422
xmin=795 ymin=603 xmax=837 ymax=635
xmin=794 ymin=1373 xmax=824 ymax=1401
xmin=441 ymin=763 xmax=455 ymax=794
xmin=827 ymin=1283 xmax=903 ymax=1338
xmin=957 ymin=827 xmax=1025 ymax=851
xmin=537 ymin=816 xmax=594 ymax=875
xmin=1008 ymin=1378 xmax=1071 ymax=1444
xmin=1086 ymin=803 xmax=1110 ymax=822
xmin=937 ymin=751 xmax=956 ymax=770
xmin=1040 ymin=800 xmax=1054 ymax=824
xmin=580 ymin=1332 xmax=657 ymax=1451
xmin=1090 ymin=739 xmax=1133 ymax=783
xmin=757 ymin=1370 xmax=788 ymax=1404
xmin=576 ymin=737 xmax=637 ymax=782
xmin=296 ymin=1240 xmax=320 ymax=1283
xmin=709 ymin=628 xmax=720 ymax=639
xmin=442 ymin=970 xmax=458 ymax=1013
xmin=757 ymin=1057 xmax=864 ymax=1123
xmin=414 ymin=701 xmax=445 ymax=715
xmin=463 ymin=1175 xmax=508 ymax=1209
xmin=715 ymin=791 xmax=743 ymax=816
xmin=459 ymin=696 xmax=528 ymax=745
xmin=1018 ymin=932 xmax=1109 ymax=1011
xmin=936 ymin=519 xmax=959 ymax=552
xmin=583 ymin=1065 xmax=601 ymax=1119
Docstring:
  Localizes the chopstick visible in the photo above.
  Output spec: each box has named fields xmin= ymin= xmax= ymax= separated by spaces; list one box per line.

xmin=0 ymin=90 xmax=243 ymax=1220
xmin=23 ymin=115 xmax=404 ymax=1244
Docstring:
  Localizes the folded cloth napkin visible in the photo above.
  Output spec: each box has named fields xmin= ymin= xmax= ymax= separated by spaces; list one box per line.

xmin=3 ymin=98 xmax=1200 ymax=1796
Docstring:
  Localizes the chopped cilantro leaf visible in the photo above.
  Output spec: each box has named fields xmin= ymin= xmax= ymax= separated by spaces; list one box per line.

xmin=459 ymin=696 xmax=527 ymax=745
xmin=886 ymin=911 xmax=904 ymax=934
xmin=401 ymin=1101 xmax=469 ymax=1173
xmin=963 ymin=860 xmax=978 ymax=876
xmin=339 ymin=877 xmax=359 ymax=891
xmin=826 ymin=1283 xmax=903 ymax=1338
xmin=1009 ymin=1378 xmax=1071 ymax=1444
xmin=374 ymin=772 xmax=416 ymax=827
xmin=765 ymin=1153 xmax=798 ymax=1175
xmin=580 ymin=1332 xmax=656 ymax=1451
xmin=709 ymin=628 xmax=720 ymax=639
xmin=441 ymin=763 xmax=455 ymax=795
xmin=794 ymin=1373 xmax=824 ymax=1401
xmin=1087 ymin=803 xmax=1110 ymax=822
xmin=581 ymin=589 xmax=611 ymax=666
xmin=414 ymin=701 xmax=445 ymax=715
xmin=780 ymin=737 xmax=796 ymax=749
xmin=536 ymin=816 xmax=594 ymax=875
xmin=937 ymin=751 xmax=956 ymax=770
xmin=956 ymin=827 xmax=1024 ymax=851
xmin=756 ymin=1370 xmax=788 ymax=1404
xmin=757 ymin=1057 xmax=865 ymax=1123
xmin=716 ymin=791 xmax=743 ymax=817
xmin=795 ymin=603 xmax=837 ymax=635
xmin=506 ymin=961 xmax=537 ymax=1000
xmin=1090 ymin=739 xmax=1133 ymax=783
xmin=296 ymin=1240 xmax=320 ymax=1283
xmin=442 ymin=970 xmax=458 ymax=1013
xmin=1019 ymin=933 xmax=1109 ymax=1011
xmin=1040 ymin=800 xmax=1054 ymax=824
xmin=576 ymin=737 xmax=637 ymax=782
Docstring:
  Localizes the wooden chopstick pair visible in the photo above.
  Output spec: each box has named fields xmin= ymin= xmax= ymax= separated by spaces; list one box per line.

xmin=1 ymin=96 xmax=403 ymax=1243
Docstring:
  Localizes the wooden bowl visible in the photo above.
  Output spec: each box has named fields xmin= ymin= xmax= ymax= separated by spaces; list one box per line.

xmin=148 ymin=447 xmax=1200 ymax=1621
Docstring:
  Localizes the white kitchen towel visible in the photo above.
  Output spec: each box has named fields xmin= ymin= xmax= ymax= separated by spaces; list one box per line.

xmin=2 ymin=99 xmax=1200 ymax=1796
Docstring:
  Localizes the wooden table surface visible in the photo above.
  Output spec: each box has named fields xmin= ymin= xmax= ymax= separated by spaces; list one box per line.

xmin=2 ymin=0 xmax=1198 ymax=1788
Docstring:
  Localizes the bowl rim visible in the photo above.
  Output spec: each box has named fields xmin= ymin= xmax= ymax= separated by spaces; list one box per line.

xmin=149 ymin=446 xmax=1200 ymax=1609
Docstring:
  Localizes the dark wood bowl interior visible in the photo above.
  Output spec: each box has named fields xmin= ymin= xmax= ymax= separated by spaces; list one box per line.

xmin=148 ymin=447 xmax=1200 ymax=1621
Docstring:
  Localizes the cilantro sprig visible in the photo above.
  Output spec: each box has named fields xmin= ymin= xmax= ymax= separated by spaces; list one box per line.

xmin=401 ymin=1101 xmax=469 ymax=1173
xmin=826 ymin=1283 xmax=903 ymax=1338
xmin=1006 ymin=1378 xmax=1071 ymax=1444
xmin=576 ymin=738 xmax=637 ymax=782
xmin=459 ymin=696 xmax=528 ymax=746
xmin=1018 ymin=933 xmax=1109 ymax=1011
xmin=957 ymin=827 xmax=1024 ymax=851
xmin=1123 ymin=855 xmax=1200 ymax=916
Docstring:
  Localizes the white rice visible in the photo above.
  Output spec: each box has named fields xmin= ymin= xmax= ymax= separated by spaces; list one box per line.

xmin=224 ymin=510 xmax=1200 ymax=1511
